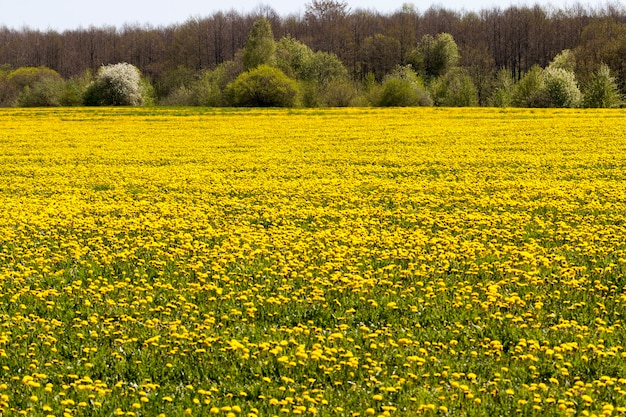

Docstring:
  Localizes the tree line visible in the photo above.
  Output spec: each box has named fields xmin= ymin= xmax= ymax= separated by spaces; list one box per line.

xmin=1 ymin=1 xmax=625 ymax=107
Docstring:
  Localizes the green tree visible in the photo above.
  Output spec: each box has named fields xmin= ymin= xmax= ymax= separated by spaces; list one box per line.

xmin=375 ymin=65 xmax=432 ymax=107
xmin=162 ymin=57 xmax=245 ymax=106
xmin=275 ymin=37 xmax=349 ymax=107
xmin=275 ymin=36 xmax=347 ymax=85
xmin=540 ymin=67 xmax=582 ymax=108
xmin=7 ymin=67 xmax=61 ymax=90
xmin=304 ymin=51 xmax=348 ymax=86
xmin=275 ymin=35 xmax=314 ymax=80
xmin=548 ymin=49 xmax=576 ymax=72
xmin=582 ymin=64 xmax=622 ymax=108
xmin=153 ymin=65 xmax=197 ymax=101
xmin=430 ymin=68 xmax=478 ymax=107
xmin=302 ymin=51 xmax=349 ymax=106
xmin=4 ymin=67 xmax=64 ymax=107
xmin=511 ymin=62 xmax=582 ymax=108
xmin=489 ymin=69 xmax=515 ymax=107
xmin=407 ymin=33 xmax=460 ymax=80
xmin=512 ymin=65 xmax=544 ymax=107
xmin=575 ymin=19 xmax=626 ymax=94
xmin=242 ymin=18 xmax=276 ymax=71
xmin=17 ymin=77 xmax=65 ymax=107
xmin=61 ymin=70 xmax=93 ymax=106
xmin=226 ymin=65 xmax=299 ymax=107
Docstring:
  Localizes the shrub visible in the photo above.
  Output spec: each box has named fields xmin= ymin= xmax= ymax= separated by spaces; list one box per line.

xmin=511 ymin=65 xmax=544 ymax=107
xmin=160 ymin=59 xmax=243 ymax=107
xmin=4 ymin=66 xmax=64 ymax=107
xmin=275 ymin=36 xmax=348 ymax=107
xmin=582 ymin=64 xmax=622 ymax=108
xmin=226 ymin=65 xmax=299 ymax=107
xmin=160 ymin=86 xmax=196 ymax=106
xmin=512 ymin=65 xmax=581 ymax=108
xmin=276 ymin=36 xmax=347 ymax=87
xmin=153 ymin=65 xmax=197 ymax=100
xmin=539 ymin=67 xmax=582 ymax=108
xmin=375 ymin=65 xmax=432 ymax=107
xmin=299 ymin=81 xmax=321 ymax=108
xmin=139 ymin=78 xmax=156 ymax=106
xmin=8 ymin=67 xmax=62 ymax=90
xmin=319 ymin=79 xmax=360 ymax=107
xmin=430 ymin=68 xmax=478 ymax=107
xmin=61 ymin=70 xmax=93 ymax=106
xmin=489 ymin=69 xmax=515 ymax=107
xmin=186 ymin=71 xmax=224 ymax=107
xmin=17 ymin=77 xmax=65 ymax=107
xmin=84 ymin=63 xmax=144 ymax=106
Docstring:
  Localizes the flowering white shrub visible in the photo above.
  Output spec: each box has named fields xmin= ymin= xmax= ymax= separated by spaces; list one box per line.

xmin=84 ymin=63 xmax=143 ymax=106
xmin=540 ymin=67 xmax=582 ymax=108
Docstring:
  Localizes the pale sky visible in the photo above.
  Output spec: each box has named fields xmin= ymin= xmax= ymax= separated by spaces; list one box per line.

xmin=0 ymin=0 xmax=618 ymax=31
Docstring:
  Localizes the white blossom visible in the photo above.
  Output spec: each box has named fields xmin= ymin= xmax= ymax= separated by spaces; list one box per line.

xmin=94 ymin=62 xmax=143 ymax=106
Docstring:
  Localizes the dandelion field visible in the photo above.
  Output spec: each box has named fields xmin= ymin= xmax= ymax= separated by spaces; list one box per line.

xmin=1 ymin=107 xmax=626 ymax=417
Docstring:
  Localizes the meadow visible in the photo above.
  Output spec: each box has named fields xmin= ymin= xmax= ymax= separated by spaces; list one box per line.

xmin=1 ymin=107 xmax=626 ymax=417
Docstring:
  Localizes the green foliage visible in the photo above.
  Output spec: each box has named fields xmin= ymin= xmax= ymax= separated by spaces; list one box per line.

xmin=574 ymin=19 xmax=626 ymax=94
xmin=489 ymin=69 xmax=515 ymax=107
xmin=7 ymin=66 xmax=62 ymax=90
xmin=430 ymin=68 xmax=478 ymax=107
xmin=139 ymin=77 xmax=156 ymax=106
xmin=160 ymin=59 xmax=244 ymax=107
xmin=512 ymin=65 xmax=544 ymax=107
xmin=153 ymin=65 xmax=197 ymax=100
xmin=512 ymin=65 xmax=581 ymax=108
xmin=191 ymin=73 xmax=225 ymax=107
xmin=540 ymin=67 xmax=582 ymax=108
xmin=407 ymin=33 xmax=460 ymax=80
xmin=226 ymin=65 xmax=299 ymax=107
xmin=17 ymin=77 xmax=65 ymax=107
xmin=84 ymin=63 xmax=144 ymax=106
xmin=375 ymin=65 xmax=432 ymax=107
xmin=298 ymin=81 xmax=320 ymax=107
xmin=191 ymin=64 xmax=236 ymax=106
xmin=304 ymin=51 xmax=348 ymax=86
xmin=582 ymin=64 xmax=622 ymax=108
xmin=275 ymin=35 xmax=314 ymax=79
xmin=159 ymin=86 xmax=194 ymax=106
xmin=276 ymin=36 xmax=347 ymax=85
xmin=61 ymin=70 xmax=93 ymax=106
xmin=274 ymin=37 xmax=348 ymax=107
xmin=300 ymin=78 xmax=360 ymax=107
xmin=242 ymin=18 xmax=276 ymax=71
xmin=320 ymin=79 xmax=361 ymax=107
xmin=1 ymin=66 xmax=64 ymax=107
xmin=548 ymin=49 xmax=576 ymax=72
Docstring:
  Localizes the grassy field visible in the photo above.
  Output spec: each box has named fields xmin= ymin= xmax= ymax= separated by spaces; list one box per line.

xmin=1 ymin=107 xmax=626 ymax=417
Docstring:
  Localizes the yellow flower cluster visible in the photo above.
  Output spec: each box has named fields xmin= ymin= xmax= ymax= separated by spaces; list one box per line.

xmin=1 ymin=107 xmax=626 ymax=416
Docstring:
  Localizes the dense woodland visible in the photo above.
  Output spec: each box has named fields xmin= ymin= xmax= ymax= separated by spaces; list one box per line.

xmin=1 ymin=1 xmax=626 ymax=107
